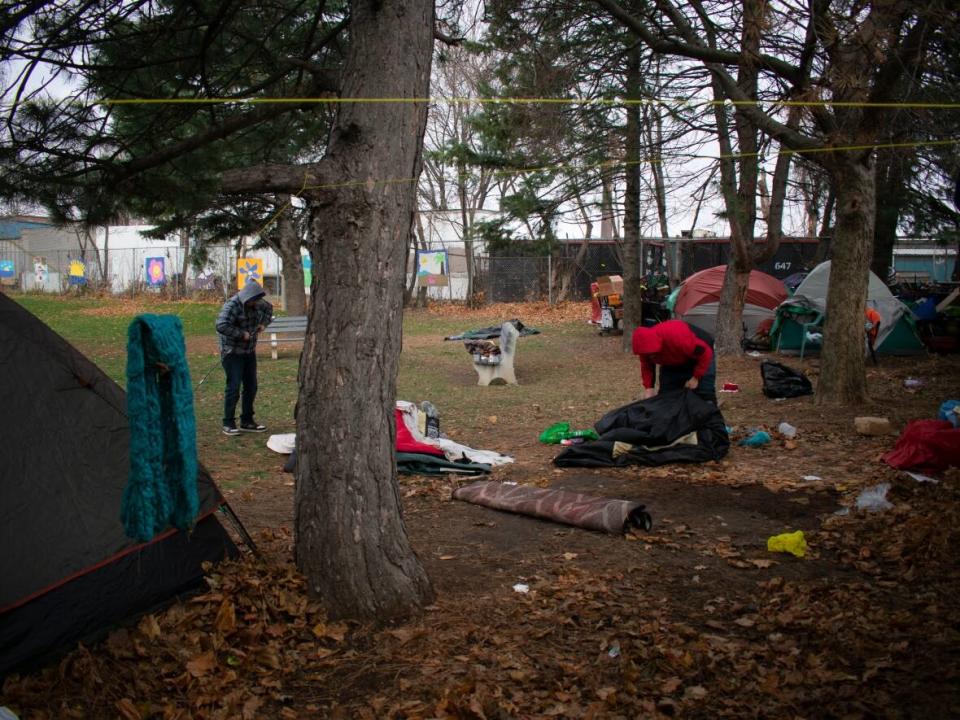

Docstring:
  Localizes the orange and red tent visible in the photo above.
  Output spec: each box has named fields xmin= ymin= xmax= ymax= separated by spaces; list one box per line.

xmin=673 ymin=265 xmax=788 ymax=336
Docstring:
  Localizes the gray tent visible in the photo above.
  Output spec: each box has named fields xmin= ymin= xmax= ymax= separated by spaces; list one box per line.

xmin=773 ymin=261 xmax=925 ymax=355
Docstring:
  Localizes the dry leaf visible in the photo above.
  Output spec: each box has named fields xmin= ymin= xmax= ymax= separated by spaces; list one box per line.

xmin=660 ymin=677 xmax=682 ymax=694
xmin=215 ymin=599 xmax=237 ymax=635
xmin=242 ymin=695 xmax=263 ymax=720
xmin=386 ymin=626 xmax=424 ymax=645
xmin=186 ymin=651 xmax=217 ymax=677
xmin=749 ymin=559 xmax=775 ymax=569
xmin=684 ymin=685 xmax=708 ymax=700
xmin=115 ymin=698 xmax=142 ymax=720
xmin=734 ymin=617 xmax=755 ymax=628
xmin=253 ymin=646 xmax=282 ymax=670
xmin=138 ymin=614 xmax=161 ymax=641
xmin=313 ymin=622 xmax=349 ymax=643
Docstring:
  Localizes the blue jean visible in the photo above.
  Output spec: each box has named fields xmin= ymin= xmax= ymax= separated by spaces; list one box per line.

xmin=660 ymin=357 xmax=717 ymax=403
xmin=222 ymin=352 xmax=258 ymax=426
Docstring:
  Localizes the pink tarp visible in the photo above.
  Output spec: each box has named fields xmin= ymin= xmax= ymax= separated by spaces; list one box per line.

xmin=452 ymin=481 xmax=651 ymax=535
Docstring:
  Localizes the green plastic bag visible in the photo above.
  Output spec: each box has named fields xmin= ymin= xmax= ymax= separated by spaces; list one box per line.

xmin=539 ymin=422 xmax=600 ymax=444
xmin=539 ymin=422 xmax=570 ymax=444
xmin=563 ymin=428 xmax=600 ymax=442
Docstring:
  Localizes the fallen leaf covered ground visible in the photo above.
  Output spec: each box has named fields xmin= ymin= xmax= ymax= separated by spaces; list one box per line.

xmin=3 ymin=300 xmax=960 ymax=719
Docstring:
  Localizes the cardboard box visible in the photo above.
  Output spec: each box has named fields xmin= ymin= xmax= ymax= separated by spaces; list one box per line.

xmin=596 ymin=275 xmax=623 ymax=297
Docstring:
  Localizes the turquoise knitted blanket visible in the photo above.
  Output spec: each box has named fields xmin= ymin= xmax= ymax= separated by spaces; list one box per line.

xmin=121 ymin=314 xmax=200 ymax=541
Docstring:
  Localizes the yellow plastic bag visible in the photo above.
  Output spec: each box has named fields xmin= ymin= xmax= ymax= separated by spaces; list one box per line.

xmin=767 ymin=530 xmax=807 ymax=558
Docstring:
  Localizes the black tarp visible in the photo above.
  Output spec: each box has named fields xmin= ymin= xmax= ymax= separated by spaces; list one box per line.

xmin=0 ymin=294 xmax=238 ymax=676
xmin=553 ymin=390 xmax=729 ymax=467
xmin=760 ymin=360 xmax=814 ymax=398
xmin=443 ymin=319 xmax=541 ymax=341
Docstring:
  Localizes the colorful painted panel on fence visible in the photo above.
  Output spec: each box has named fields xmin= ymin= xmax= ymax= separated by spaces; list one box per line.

xmin=237 ymin=258 xmax=264 ymax=289
xmin=68 ymin=259 xmax=86 ymax=285
xmin=416 ymin=249 xmax=449 ymax=287
xmin=302 ymin=254 xmax=312 ymax=289
xmin=0 ymin=259 xmax=14 ymax=279
xmin=145 ymin=257 xmax=166 ymax=287
xmin=33 ymin=257 xmax=48 ymax=286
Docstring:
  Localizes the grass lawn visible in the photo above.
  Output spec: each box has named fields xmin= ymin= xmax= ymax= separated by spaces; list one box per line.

xmin=11 ymin=293 xmax=619 ymax=491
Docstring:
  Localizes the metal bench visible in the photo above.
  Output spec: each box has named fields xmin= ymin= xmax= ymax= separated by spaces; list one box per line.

xmin=265 ymin=315 xmax=307 ymax=360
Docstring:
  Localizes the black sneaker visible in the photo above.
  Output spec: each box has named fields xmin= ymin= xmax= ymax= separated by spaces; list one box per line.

xmin=239 ymin=421 xmax=267 ymax=433
xmin=222 ymin=425 xmax=241 ymax=436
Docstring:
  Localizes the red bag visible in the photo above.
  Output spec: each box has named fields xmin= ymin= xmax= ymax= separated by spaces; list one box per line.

xmin=882 ymin=420 xmax=960 ymax=473
xmin=394 ymin=409 xmax=445 ymax=456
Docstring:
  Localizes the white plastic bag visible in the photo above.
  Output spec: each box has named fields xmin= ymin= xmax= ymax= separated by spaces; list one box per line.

xmin=855 ymin=483 xmax=892 ymax=512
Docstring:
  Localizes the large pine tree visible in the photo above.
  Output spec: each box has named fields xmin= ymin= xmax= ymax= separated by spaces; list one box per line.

xmin=2 ymin=0 xmax=437 ymax=619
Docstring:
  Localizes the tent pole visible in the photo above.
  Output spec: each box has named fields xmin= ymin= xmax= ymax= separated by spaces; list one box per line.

xmin=217 ymin=503 xmax=259 ymax=556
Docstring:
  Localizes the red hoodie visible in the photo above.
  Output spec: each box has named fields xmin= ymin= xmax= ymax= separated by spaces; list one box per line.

xmin=633 ymin=320 xmax=714 ymax=389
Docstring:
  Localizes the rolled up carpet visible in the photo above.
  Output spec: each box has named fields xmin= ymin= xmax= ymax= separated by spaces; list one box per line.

xmin=452 ymin=481 xmax=651 ymax=535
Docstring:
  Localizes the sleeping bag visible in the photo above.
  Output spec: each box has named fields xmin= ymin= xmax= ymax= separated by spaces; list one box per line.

xmin=553 ymin=390 xmax=729 ymax=467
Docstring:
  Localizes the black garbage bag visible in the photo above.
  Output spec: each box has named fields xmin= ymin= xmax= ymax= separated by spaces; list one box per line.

xmin=554 ymin=390 xmax=729 ymax=468
xmin=761 ymin=360 xmax=813 ymax=399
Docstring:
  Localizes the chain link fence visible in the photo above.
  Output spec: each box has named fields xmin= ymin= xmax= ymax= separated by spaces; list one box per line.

xmin=472 ymin=238 xmax=835 ymax=304
xmin=6 ymin=235 xmax=944 ymax=305
xmin=0 ymin=244 xmax=279 ymax=299
xmin=474 ymin=243 xmax=626 ymax=303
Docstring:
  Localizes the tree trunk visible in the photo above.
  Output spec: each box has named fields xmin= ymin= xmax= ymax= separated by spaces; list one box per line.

xmin=85 ymin=225 xmax=106 ymax=288
xmin=872 ymin=149 xmax=911 ymax=280
xmin=274 ymin=201 xmax=307 ymax=315
xmin=813 ymin=187 xmax=835 ymax=265
xmin=556 ymin=192 xmax=594 ymax=302
xmin=295 ymin=0 xmax=435 ymax=620
xmin=709 ymin=0 xmax=761 ymax=357
xmin=179 ymin=227 xmax=190 ymax=299
xmin=102 ymin=225 xmax=110 ymax=291
xmin=714 ymin=265 xmax=750 ymax=353
xmin=458 ymin=160 xmax=475 ymax=301
xmin=816 ymin=159 xmax=875 ymax=405
xmin=621 ymin=45 xmax=643 ymax=351
xmin=645 ymin=105 xmax=670 ymax=240
xmin=405 ymin=211 xmax=426 ymax=307
xmin=600 ymin=166 xmax=617 ymax=240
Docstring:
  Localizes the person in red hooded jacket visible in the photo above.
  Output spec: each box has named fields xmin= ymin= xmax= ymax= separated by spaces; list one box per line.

xmin=632 ymin=320 xmax=717 ymax=403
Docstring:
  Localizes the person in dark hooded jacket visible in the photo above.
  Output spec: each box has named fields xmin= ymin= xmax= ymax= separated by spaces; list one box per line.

xmin=216 ymin=280 xmax=273 ymax=435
